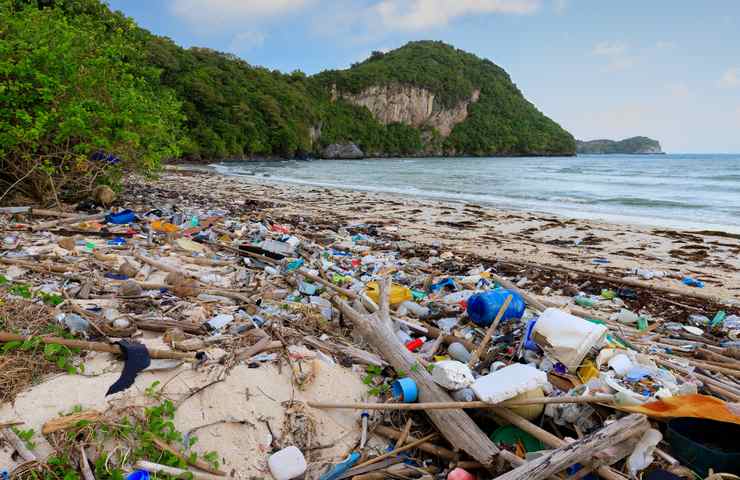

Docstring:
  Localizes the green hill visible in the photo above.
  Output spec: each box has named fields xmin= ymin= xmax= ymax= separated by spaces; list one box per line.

xmin=1 ymin=0 xmax=575 ymax=201
xmin=576 ymin=136 xmax=663 ymax=154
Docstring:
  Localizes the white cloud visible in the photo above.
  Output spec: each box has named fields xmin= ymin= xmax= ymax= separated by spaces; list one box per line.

xmin=592 ymin=41 xmax=626 ymax=56
xmin=372 ymin=0 xmax=540 ymax=31
xmin=171 ymin=0 xmax=312 ymax=27
xmin=719 ymin=67 xmax=740 ymax=88
xmin=229 ymin=31 xmax=266 ymax=53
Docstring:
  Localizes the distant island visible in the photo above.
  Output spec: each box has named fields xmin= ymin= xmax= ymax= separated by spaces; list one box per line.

xmin=576 ymin=136 xmax=663 ymax=154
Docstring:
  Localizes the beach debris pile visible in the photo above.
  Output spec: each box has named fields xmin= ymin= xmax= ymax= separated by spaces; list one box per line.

xmin=1 ymin=191 xmax=739 ymax=480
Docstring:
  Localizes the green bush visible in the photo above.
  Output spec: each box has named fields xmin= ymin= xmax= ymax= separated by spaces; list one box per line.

xmin=0 ymin=0 xmax=183 ymax=202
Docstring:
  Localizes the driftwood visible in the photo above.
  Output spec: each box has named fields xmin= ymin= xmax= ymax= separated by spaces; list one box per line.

xmin=491 ymin=414 xmax=649 ymax=480
xmin=304 ymin=336 xmax=388 ymax=367
xmin=0 ymin=332 xmax=197 ymax=361
xmin=308 ymin=395 xmax=615 ymax=411
xmin=0 ymin=257 xmax=78 ymax=273
xmin=372 ymin=425 xmax=484 ymax=469
xmin=42 ymin=410 xmax=102 ymax=435
xmin=353 ymin=433 xmax=438 ymax=469
xmin=490 ymin=408 xmax=629 ymax=480
xmin=2 ymin=427 xmax=37 ymax=462
xmin=31 ymin=212 xmax=107 ymax=231
xmin=334 ymin=277 xmax=501 ymax=469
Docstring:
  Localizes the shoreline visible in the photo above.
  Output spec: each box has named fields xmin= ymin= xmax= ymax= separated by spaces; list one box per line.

xmin=146 ymin=167 xmax=740 ymax=300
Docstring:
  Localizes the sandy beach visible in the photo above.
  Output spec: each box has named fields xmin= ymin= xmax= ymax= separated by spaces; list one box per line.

xmin=158 ymin=167 xmax=739 ymax=302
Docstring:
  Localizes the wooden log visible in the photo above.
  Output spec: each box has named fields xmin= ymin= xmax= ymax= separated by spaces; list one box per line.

xmin=490 ymin=408 xmax=628 ymax=480
xmin=308 ymin=395 xmax=615 ymax=411
xmin=132 ymin=460 xmax=223 ymax=480
xmin=491 ymin=414 xmax=649 ymax=480
xmin=304 ymin=336 xmax=387 ymax=367
xmin=1 ymin=427 xmax=37 ymax=462
xmin=0 ymin=332 xmax=197 ymax=361
xmin=32 ymin=212 xmax=107 ymax=231
xmin=335 ymin=278 xmax=501 ymax=469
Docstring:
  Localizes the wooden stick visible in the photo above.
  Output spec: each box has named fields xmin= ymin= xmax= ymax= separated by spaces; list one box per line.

xmin=150 ymin=434 xmax=226 ymax=476
xmin=79 ymin=445 xmax=96 ymax=480
xmin=0 ymin=257 xmax=78 ymax=273
xmin=1 ymin=427 xmax=37 ymax=462
xmin=308 ymin=395 xmax=615 ymax=411
xmin=353 ymin=433 xmax=438 ymax=469
xmin=0 ymin=332 xmax=197 ymax=361
xmin=489 ymin=273 xmax=546 ymax=312
xmin=32 ymin=212 xmax=107 ymax=231
xmin=373 ymin=425 xmax=482 ymax=467
xmin=468 ymin=295 xmax=512 ymax=368
xmin=132 ymin=460 xmax=223 ymax=480
xmin=491 ymin=414 xmax=649 ymax=480
xmin=396 ymin=419 xmax=413 ymax=447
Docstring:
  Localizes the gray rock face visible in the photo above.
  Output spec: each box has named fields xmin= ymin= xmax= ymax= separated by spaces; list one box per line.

xmin=322 ymin=143 xmax=364 ymax=159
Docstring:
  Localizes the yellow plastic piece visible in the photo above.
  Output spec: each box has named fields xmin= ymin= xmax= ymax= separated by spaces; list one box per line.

xmin=578 ymin=360 xmax=600 ymax=383
xmin=365 ymin=281 xmax=412 ymax=306
xmin=508 ymin=387 xmax=545 ymax=420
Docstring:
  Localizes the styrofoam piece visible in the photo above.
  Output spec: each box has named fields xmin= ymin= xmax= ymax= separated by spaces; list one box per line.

xmin=431 ymin=360 xmax=474 ymax=390
xmin=268 ymin=446 xmax=307 ymax=480
xmin=531 ymin=308 xmax=608 ymax=372
xmin=472 ymin=363 xmax=548 ymax=404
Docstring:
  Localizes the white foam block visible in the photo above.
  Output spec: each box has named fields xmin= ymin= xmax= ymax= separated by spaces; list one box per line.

xmin=472 ymin=363 xmax=548 ymax=404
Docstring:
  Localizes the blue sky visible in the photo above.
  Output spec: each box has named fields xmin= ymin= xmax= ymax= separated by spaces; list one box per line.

xmin=107 ymin=0 xmax=740 ymax=153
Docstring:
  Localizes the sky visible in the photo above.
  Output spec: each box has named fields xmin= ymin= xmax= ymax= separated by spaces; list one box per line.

xmin=106 ymin=0 xmax=740 ymax=153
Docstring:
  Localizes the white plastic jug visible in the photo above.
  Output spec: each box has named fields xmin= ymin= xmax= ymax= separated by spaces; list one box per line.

xmin=532 ymin=308 xmax=607 ymax=372
xmin=268 ymin=446 xmax=307 ymax=480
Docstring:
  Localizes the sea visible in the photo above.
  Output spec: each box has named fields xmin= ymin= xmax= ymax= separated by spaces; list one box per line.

xmin=206 ymin=154 xmax=740 ymax=234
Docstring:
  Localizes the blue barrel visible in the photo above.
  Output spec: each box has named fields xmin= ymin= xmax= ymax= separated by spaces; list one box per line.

xmin=467 ymin=289 xmax=526 ymax=327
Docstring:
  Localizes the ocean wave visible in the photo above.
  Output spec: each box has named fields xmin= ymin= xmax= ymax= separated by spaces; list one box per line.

xmin=590 ymin=197 xmax=708 ymax=209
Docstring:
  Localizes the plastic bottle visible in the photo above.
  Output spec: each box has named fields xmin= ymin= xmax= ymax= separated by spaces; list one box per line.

xmin=451 ymin=388 xmax=476 ymax=402
xmin=448 ymin=342 xmax=472 ymax=363
xmin=466 ymin=289 xmax=526 ymax=327
xmin=365 ymin=282 xmax=412 ymax=306
xmin=398 ymin=300 xmax=429 ymax=319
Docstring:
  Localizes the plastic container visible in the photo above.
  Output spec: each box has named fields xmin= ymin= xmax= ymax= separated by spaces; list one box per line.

xmin=106 ymin=209 xmax=136 ymax=224
xmin=665 ymin=418 xmax=740 ymax=476
xmin=531 ymin=308 xmax=608 ymax=372
xmin=268 ymin=446 xmax=307 ymax=480
xmin=491 ymin=425 xmax=545 ymax=453
xmin=471 ymin=363 xmax=547 ymax=404
xmin=391 ymin=377 xmax=418 ymax=403
xmin=507 ymin=387 xmax=545 ymax=420
xmin=682 ymin=276 xmax=704 ymax=288
xmin=126 ymin=471 xmax=150 ymax=480
xmin=466 ymin=289 xmax=525 ymax=327
xmin=448 ymin=342 xmax=471 ymax=363
xmin=150 ymin=220 xmax=178 ymax=233
xmin=365 ymin=282 xmax=412 ymax=306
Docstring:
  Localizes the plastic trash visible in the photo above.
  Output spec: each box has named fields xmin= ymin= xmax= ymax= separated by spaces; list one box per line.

xmin=614 ymin=309 xmax=639 ymax=324
xmin=126 ymin=471 xmax=150 ymax=480
xmin=431 ymin=360 xmax=474 ymax=390
xmin=260 ymin=239 xmax=298 ymax=257
xmin=318 ymin=452 xmax=360 ymax=480
xmin=106 ymin=209 xmax=136 ymax=224
xmin=448 ymin=342 xmax=471 ymax=363
xmin=204 ymin=314 xmax=234 ymax=332
xmin=150 ymin=220 xmax=178 ymax=233
xmin=682 ymin=276 xmax=704 ymax=288
xmin=471 ymin=363 xmax=548 ymax=403
xmin=56 ymin=313 xmax=89 ymax=334
xmin=531 ymin=308 xmax=608 ymax=372
xmin=364 ymin=282 xmax=412 ymax=306
xmin=665 ymin=418 xmax=740 ymax=477
xmin=398 ymin=300 xmax=429 ymax=318
xmin=391 ymin=377 xmax=418 ymax=403
xmin=627 ymin=429 xmax=662 ymax=477
xmin=466 ymin=289 xmax=526 ymax=327
xmin=268 ymin=446 xmax=307 ymax=480
xmin=448 ymin=467 xmax=476 ymax=480
xmin=451 ymin=388 xmax=476 ymax=402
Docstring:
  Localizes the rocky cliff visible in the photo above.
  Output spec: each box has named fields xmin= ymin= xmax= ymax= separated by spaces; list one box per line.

xmin=340 ymin=84 xmax=480 ymax=137
xmin=576 ymin=136 xmax=663 ymax=154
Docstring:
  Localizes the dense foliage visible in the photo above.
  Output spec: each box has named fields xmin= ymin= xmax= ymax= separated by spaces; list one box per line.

xmin=0 ymin=0 xmax=183 ymax=202
xmin=316 ymin=41 xmax=576 ymax=156
xmin=576 ymin=136 xmax=663 ymax=154
xmin=1 ymin=1 xmax=576 ymax=202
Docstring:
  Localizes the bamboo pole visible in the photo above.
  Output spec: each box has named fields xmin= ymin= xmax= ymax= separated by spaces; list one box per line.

xmin=0 ymin=332 xmax=197 ymax=361
xmin=308 ymin=395 xmax=615 ymax=411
